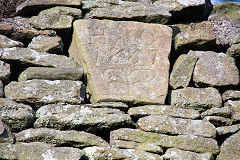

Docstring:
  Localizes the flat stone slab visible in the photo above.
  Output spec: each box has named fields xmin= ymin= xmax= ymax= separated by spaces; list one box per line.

xmin=0 ymin=60 xmax=10 ymax=83
xmin=16 ymin=128 xmax=109 ymax=148
xmin=225 ymin=100 xmax=240 ymax=123
xmin=137 ymin=115 xmax=216 ymax=138
xmin=201 ymin=107 xmax=232 ymax=118
xmin=110 ymin=128 xmax=219 ymax=154
xmin=203 ymin=116 xmax=232 ymax=127
xmin=69 ymin=19 xmax=172 ymax=104
xmin=128 ymin=105 xmax=200 ymax=119
xmin=86 ymin=102 xmax=128 ymax=111
xmin=0 ymin=34 xmax=24 ymax=48
xmin=216 ymin=124 xmax=240 ymax=136
xmin=34 ymin=104 xmax=133 ymax=132
xmin=0 ymin=142 xmax=84 ymax=160
xmin=222 ymin=90 xmax=240 ymax=102
xmin=4 ymin=80 xmax=86 ymax=106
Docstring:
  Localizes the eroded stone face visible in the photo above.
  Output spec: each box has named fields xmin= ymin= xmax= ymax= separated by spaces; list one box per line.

xmin=69 ymin=19 xmax=172 ymax=104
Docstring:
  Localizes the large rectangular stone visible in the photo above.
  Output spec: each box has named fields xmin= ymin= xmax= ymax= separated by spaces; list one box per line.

xmin=69 ymin=19 xmax=172 ymax=104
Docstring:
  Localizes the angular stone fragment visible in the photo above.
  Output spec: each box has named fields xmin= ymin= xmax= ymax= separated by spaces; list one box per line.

xmin=225 ymin=100 xmax=240 ymax=123
xmin=83 ymin=147 xmax=162 ymax=160
xmin=0 ymin=61 xmax=10 ymax=83
xmin=222 ymin=90 xmax=240 ymax=102
xmin=217 ymin=132 xmax=240 ymax=160
xmin=0 ymin=98 xmax=34 ymax=132
xmin=128 ymin=105 xmax=200 ymax=119
xmin=0 ymin=121 xmax=14 ymax=143
xmin=203 ymin=116 xmax=232 ymax=127
xmin=86 ymin=102 xmax=128 ymax=111
xmin=201 ymin=107 xmax=231 ymax=118
xmin=28 ymin=35 xmax=63 ymax=54
xmin=0 ymin=47 xmax=79 ymax=68
xmin=0 ymin=34 xmax=24 ymax=48
xmin=162 ymin=148 xmax=214 ymax=160
xmin=69 ymin=19 xmax=172 ymax=104
xmin=0 ymin=81 xmax=3 ymax=98
xmin=82 ymin=1 xmax=171 ymax=24
xmin=171 ymin=87 xmax=222 ymax=110
xmin=170 ymin=54 xmax=198 ymax=89
xmin=34 ymin=104 xmax=133 ymax=132
xmin=0 ymin=142 xmax=84 ymax=160
xmin=190 ymin=51 xmax=239 ymax=87
xmin=227 ymin=43 xmax=240 ymax=60
xmin=16 ymin=128 xmax=109 ymax=148
xmin=216 ymin=124 xmax=240 ymax=136
xmin=136 ymin=143 xmax=164 ymax=155
xmin=18 ymin=67 xmax=84 ymax=81
xmin=137 ymin=115 xmax=216 ymax=138
xmin=17 ymin=0 xmax=82 ymax=14
xmin=110 ymin=128 xmax=219 ymax=154
xmin=4 ymin=80 xmax=85 ymax=107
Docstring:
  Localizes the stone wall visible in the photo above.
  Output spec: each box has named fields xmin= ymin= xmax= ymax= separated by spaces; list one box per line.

xmin=0 ymin=0 xmax=240 ymax=159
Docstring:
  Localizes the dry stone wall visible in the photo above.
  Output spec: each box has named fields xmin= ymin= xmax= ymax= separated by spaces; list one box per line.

xmin=0 ymin=0 xmax=240 ymax=160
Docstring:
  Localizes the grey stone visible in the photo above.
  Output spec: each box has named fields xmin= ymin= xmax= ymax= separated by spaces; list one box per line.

xmin=170 ymin=54 xmax=198 ymax=89
xmin=171 ymin=87 xmax=222 ymax=110
xmin=217 ymin=131 xmax=240 ymax=160
xmin=222 ymin=90 xmax=240 ymax=102
xmin=190 ymin=51 xmax=239 ymax=87
xmin=0 ymin=81 xmax=3 ymax=98
xmin=4 ymin=80 xmax=86 ymax=107
xmin=0 ymin=142 xmax=84 ymax=160
xmin=0 ymin=34 xmax=24 ymax=48
xmin=86 ymin=102 xmax=128 ymax=111
xmin=216 ymin=124 xmax=240 ymax=136
xmin=0 ymin=98 xmax=34 ymax=132
xmin=28 ymin=35 xmax=63 ymax=54
xmin=203 ymin=116 xmax=232 ymax=127
xmin=128 ymin=105 xmax=200 ymax=119
xmin=18 ymin=67 xmax=84 ymax=81
xmin=162 ymin=148 xmax=214 ymax=160
xmin=0 ymin=121 xmax=14 ymax=143
xmin=224 ymin=100 xmax=240 ymax=123
xmin=16 ymin=128 xmax=109 ymax=148
xmin=0 ymin=47 xmax=79 ymax=68
xmin=110 ymin=128 xmax=219 ymax=154
xmin=34 ymin=104 xmax=133 ymax=132
xmin=226 ymin=43 xmax=240 ymax=60
xmin=0 ymin=60 xmax=10 ymax=83
xmin=136 ymin=143 xmax=164 ymax=155
xmin=201 ymin=107 xmax=232 ymax=118
xmin=137 ymin=115 xmax=216 ymax=138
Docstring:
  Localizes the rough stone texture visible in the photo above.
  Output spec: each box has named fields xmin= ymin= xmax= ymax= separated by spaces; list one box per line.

xmin=170 ymin=54 xmax=198 ymax=89
xmin=217 ymin=131 xmax=240 ymax=160
xmin=110 ymin=128 xmax=219 ymax=154
xmin=128 ymin=105 xmax=200 ymax=119
xmin=190 ymin=50 xmax=239 ymax=87
xmin=29 ymin=6 xmax=82 ymax=30
xmin=0 ymin=121 xmax=14 ymax=143
xmin=171 ymin=87 xmax=222 ymax=110
xmin=0 ymin=47 xmax=79 ymax=68
xmin=0 ymin=34 xmax=24 ymax=48
xmin=136 ymin=142 xmax=164 ymax=154
xmin=225 ymin=100 xmax=240 ymax=123
xmin=5 ymin=80 xmax=86 ymax=107
xmin=18 ymin=67 xmax=84 ymax=81
xmin=0 ymin=60 xmax=10 ymax=83
xmin=86 ymin=102 xmax=128 ymax=111
xmin=222 ymin=90 xmax=240 ymax=102
xmin=201 ymin=107 xmax=232 ymax=118
xmin=15 ymin=128 xmax=109 ymax=148
xmin=0 ymin=81 xmax=3 ymax=98
xmin=27 ymin=35 xmax=63 ymax=54
xmin=82 ymin=1 xmax=171 ymax=24
xmin=227 ymin=43 xmax=240 ymax=60
xmin=69 ymin=19 xmax=172 ymax=104
xmin=83 ymin=146 xmax=162 ymax=160
xmin=137 ymin=115 xmax=216 ymax=138
xmin=0 ymin=98 xmax=34 ymax=132
xmin=162 ymin=148 xmax=214 ymax=160
xmin=203 ymin=116 xmax=232 ymax=127
xmin=16 ymin=0 xmax=82 ymax=15
xmin=173 ymin=21 xmax=216 ymax=53
xmin=0 ymin=142 xmax=84 ymax=160
xmin=216 ymin=124 xmax=240 ymax=136
xmin=34 ymin=104 xmax=133 ymax=132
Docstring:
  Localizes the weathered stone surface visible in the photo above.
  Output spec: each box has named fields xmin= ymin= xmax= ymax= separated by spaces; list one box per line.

xmin=170 ymin=54 xmax=198 ymax=89
xmin=0 ymin=98 xmax=34 ymax=132
xmin=82 ymin=1 xmax=171 ymax=24
xmin=216 ymin=124 xmax=240 ymax=136
xmin=29 ymin=6 xmax=82 ymax=30
xmin=173 ymin=21 xmax=216 ymax=53
xmin=69 ymin=19 xmax=172 ymax=104
xmin=18 ymin=67 xmax=84 ymax=81
xmin=171 ymin=87 xmax=222 ymax=110
xmin=28 ymin=35 xmax=63 ymax=54
xmin=201 ymin=107 xmax=231 ymax=118
xmin=128 ymin=105 xmax=200 ymax=119
xmin=17 ymin=0 xmax=82 ymax=15
xmin=225 ymin=100 xmax=240 ymax=123
xmin=0 ymin=121 xmax=14 ymax=143
xmin=110 ymin=128 xmax=219 ymax=154
xmin=222 ymin=90 xmax=240 ymax=102
xmin=203 ymin=116 xmax=232 ymax=127
xmin=16 ymin=128 xmax=109 ymax=148
xmin=83 ymin=147 xmax=162 ymax=160
xmin=86 ymin=102 xmax=128 ymax=111
xmin=0 ymin=81 xmax=3 ymax=98
xmin=5 ymin=80 xmax=86 ymax=106
xmin=34 ymin=104 xmax=133 ymax=132
xmin=0 ymin=47 xmax=79 ymax=68
xmin=0 ymin=60 xmax=10 ymax=83
xmin=0 ymin=34 xmax=24 ymax=48
xmin=227 ymin=43 xmax=240 ymax=60
xmin=136 ymin=142 xmax=164 ymax=154
xmin=162 ymin=148 xmax=214 ymax=160
xmin=217 ymin=131 xmax=240 ymax=160
xmin=0 ymin=142 xmax=84 ymax=160
xmin=137 ymin=115 xmax=216 ymax=138
xmin=190 ymin=51 xmax=239 ymax=87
